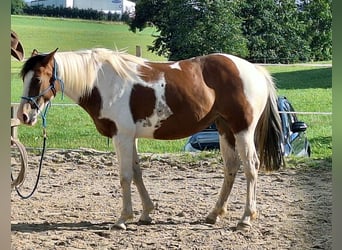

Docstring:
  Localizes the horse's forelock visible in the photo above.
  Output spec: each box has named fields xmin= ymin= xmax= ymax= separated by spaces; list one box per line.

xmin=20 ymin=54 xmax=45 ymax=79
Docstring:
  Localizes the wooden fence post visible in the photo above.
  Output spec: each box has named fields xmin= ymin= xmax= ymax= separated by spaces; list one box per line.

xmin=136 ymin=45 xmax=142 ymax=57
xmin=11 ymin=104 xmax=20 ymax=141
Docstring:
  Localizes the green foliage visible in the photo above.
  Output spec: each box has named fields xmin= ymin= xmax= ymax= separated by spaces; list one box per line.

xmin=299 ymin=0 xmax=332 ymax=61
xmin=237 ymin=0 xmax=310 ymax=63
xmin=22 ymin=5 xmax=127 ymax=22
xmin=129 ymin=0 xmax=247 ymax=60
xmin=11 ymin=0 xmax=26 ymax=15
xmin=130 ymin=0 xmax=332 ymax=63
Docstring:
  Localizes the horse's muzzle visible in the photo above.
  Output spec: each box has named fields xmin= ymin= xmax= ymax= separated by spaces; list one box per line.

xmin=17 ymin=102 xmax=39 ymax=126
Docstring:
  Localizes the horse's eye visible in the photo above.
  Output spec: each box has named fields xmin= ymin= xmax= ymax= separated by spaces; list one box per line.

xmin=33 ymin=77 xmax=42 ymax=85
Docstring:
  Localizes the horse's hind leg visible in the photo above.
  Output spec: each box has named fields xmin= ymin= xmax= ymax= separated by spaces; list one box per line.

xmin=132 ymin=140 xmax=154 ymax=224
xmin=235 ymin=130 xmax=260 ymax=230
xmin=206 ymin=130 xmax=241 ymax=224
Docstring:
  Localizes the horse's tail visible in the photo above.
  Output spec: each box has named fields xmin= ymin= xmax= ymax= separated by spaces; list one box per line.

xmin=255 ymin=65 xmax=285 ymax=171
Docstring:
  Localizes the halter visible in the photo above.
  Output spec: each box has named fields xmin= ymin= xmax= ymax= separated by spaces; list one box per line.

xmin=13 ymin=58 xmax=64 ymax=199
xmin=21 ymin=58 xmax=65 ymax=117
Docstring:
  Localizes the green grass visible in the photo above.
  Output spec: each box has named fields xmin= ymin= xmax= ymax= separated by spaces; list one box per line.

xmin=11 ymin=16 xmax=332 ymax=161
xmin=11 ymin=15 xmax=163 ymax=61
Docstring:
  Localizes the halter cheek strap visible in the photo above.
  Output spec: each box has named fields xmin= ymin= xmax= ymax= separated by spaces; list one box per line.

xmin=52 ymin=59 xmax=65 ymax=99
xmin=21 ymin=57 xmax=65 ymax=109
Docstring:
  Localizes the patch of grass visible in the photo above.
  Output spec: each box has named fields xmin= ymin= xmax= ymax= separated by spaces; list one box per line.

xmin=285 ymin=156 xmax=332 ymax=169
xmin=267 ymin=66 xmax=332 ymax=89
xmin=11 ymin=15 xmax=163 ymax=60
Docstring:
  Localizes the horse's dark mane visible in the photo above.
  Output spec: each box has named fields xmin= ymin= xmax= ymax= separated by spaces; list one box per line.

xmin=20 ymin=54 xmax=45 ymax=79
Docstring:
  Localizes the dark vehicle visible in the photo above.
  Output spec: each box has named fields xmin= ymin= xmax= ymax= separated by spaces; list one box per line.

xmin=184 ymin=96 xmax=311 ymax=157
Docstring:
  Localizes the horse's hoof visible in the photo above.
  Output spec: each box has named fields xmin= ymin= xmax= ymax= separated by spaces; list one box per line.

xmin=112 ymin=222 xmax=127 ymax=230
xmin=236 ymin=222 xmax=252 ymax=231
xmin=251 ymin=211 xmax=258 ymax=220
xmin=138 ymin=219 xmax=152 ymax=225
xmin=138 ymin=213 xmax=153 ymax=225
xmin=205 ymin=215 xmax=217 ymax=224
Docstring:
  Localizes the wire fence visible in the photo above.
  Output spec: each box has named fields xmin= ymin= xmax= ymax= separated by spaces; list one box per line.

xmin=278 ymin=111 xmax=332 ymax=115
xmin=12 ymin=103 xmax=333 ymax=116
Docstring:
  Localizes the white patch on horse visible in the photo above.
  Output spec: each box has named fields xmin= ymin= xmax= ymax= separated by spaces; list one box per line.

xmin=94 ymin=63 xmax=137 ymax=135
xmin=97 ymin=63 xmax=127 ymax=107
xmin=170 ymin=62 xmax=181 ymax=70
xmin=22 ymin=71 xmax=34 ymax=98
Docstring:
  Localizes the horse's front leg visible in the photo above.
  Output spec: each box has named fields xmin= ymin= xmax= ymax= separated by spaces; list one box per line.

xmin=113 ymin=134 xmax=135 ymax=230
xmin=132 ymin=140 xmax=154 ymax=224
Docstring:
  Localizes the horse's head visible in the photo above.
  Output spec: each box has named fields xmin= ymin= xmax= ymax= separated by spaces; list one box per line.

xmin=17 ymin=48 xmax=62 ymax=125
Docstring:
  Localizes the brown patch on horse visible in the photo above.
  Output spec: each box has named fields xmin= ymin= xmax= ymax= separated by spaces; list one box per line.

xmin=132 ymin=55 xmax=252 ymax=141
xmin=150 ymin=55 xmax=252 ymax=141
xmin=139 ymin=62 xmax=173 ymax=83
xmin=78 ymin=87 xmax=117 ymax=138
xmin=130 ymin=84 xmax=156 ymax=124
xmin=201 ymin=54 xmax=253 ymax=134
xmin=215 ymin=117 xmax=236 ymax=146
xmin=146 ymin=59 xmax=217 ymax=139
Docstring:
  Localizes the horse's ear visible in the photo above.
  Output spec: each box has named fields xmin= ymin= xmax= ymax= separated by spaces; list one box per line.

xmin=31 ymin=49 xmax=39 ymax=57
xmin=42 ymin=48 xmax=59 ymax=66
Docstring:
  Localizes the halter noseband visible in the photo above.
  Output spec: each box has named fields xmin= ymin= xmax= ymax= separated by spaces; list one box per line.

xmin=21 ymin=58 xmax=65 ymax=111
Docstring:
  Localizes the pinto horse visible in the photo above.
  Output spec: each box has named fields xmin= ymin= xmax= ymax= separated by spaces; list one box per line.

xmin=17 ymin=48 xmax=284 ymax=230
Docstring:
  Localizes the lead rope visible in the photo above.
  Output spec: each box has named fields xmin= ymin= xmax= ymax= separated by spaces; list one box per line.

xmin=10 ymin=136 xmax=28 ymax=189
xmin=11 ymin=101 xmax=51 ymax=199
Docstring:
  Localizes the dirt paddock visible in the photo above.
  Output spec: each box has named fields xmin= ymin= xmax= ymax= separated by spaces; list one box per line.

xmin=11 ymin=149 xmax=332 ymax=249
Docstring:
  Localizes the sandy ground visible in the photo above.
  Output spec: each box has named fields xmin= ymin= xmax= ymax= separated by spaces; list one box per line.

xmin=11 ymin=148 xmax=332 ymax=249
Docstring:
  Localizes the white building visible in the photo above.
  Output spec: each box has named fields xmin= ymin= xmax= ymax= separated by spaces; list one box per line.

xmin=29 ymin=0 xmax=135 ymax=15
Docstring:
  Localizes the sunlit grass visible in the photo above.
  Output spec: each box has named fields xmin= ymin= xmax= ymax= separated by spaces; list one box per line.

xmin=11 ymin=15 xmax=164 ymax=61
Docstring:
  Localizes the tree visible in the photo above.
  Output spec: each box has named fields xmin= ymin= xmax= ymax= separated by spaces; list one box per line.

xmin=273 ymin=0 xmax=311 ymax=62
xmin=129 ymin=0 xmax=248 ymax=60
xmin=11 ymin=0 xmax=26 ymax=15
xmin=300 ymin=0 xmax=332 ymax=61
xmin=237 ymin=0 xmax=310 ymax=63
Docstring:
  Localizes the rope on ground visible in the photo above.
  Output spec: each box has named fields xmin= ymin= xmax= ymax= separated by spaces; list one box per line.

xmin=11 ymin=136 xmax=28 ymax=189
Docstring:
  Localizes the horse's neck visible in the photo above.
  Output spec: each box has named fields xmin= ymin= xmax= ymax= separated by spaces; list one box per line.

xmin=56 ymin=52 xmax=96 ymax=102
xmin=57 ymin=69 xmax=81 ymax=102
xmin=55 ymin=49 xmax=142 ymax=103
